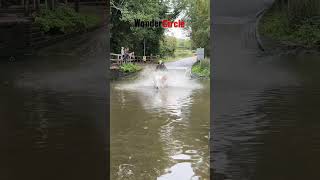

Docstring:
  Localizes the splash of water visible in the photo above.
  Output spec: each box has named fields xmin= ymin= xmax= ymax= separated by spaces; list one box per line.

xmin=115 ymin=66 xmax=201 ymax=90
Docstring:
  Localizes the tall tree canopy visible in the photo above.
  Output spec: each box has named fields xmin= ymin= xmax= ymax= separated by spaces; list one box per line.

xmin=184 ymin=0 xmax=210 ymax=57
xmin=110 ymin=0 xmax=210 ymax=57
xmin=111 ymin=0 xmax=171 ymax=55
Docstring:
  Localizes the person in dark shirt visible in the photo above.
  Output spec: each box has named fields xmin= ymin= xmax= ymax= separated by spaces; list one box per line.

xmin=154 ymin=60 xmax=168 ymax=88
xmin=155 ymin=60 xmax=167 ymax=71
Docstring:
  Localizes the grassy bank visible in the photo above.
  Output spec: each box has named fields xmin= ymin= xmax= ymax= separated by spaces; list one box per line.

xmin=34 ymin=6 xmax=101 ymax=35
xmin=161 ymin=49 xmax=194 ymax=62
xmin=192 ymin=58 xmax=210 ymax=78
xmin=259 ymin=6 xmax=320 ymax=48
xmin=119 ymin=63 xmax=142 ymax=73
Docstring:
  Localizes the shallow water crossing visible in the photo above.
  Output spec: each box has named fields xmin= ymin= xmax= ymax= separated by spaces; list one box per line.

xmin=111 ymin=63 xmax=210 ymax=179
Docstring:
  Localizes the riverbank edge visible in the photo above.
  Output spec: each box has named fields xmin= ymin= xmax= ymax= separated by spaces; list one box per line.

xmin=255 ymin=8 xmax=268 ymax=51
xmin=256 ymin=2 xmax=320 ymax=54
xmin=27 ymin=21 xmax=106 ymax=52
xmin=190 ymin=60 xmax=210 ymax=80
xmin=0 ymin=9 xmax=106 ymax=58
xmin=110 ymin=67 xmax=143 ymax=80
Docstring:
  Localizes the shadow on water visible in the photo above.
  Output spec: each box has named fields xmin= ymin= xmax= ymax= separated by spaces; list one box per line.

xmin=0 ymin=28 xmax=107 ymax=180
xmin=111 ymin=66 xmax=210 ymax=179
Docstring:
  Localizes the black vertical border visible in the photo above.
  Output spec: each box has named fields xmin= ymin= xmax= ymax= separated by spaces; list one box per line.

xmin=105 ymin=0 xmax=111 ymax=179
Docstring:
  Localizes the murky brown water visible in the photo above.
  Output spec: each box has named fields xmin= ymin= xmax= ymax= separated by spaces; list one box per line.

xmin=111 ymin=64 xmax=210 ymax=180
xmin=0 ymin=28 xmax=108 ymax=180
xmin=212 ymin=0 xmax=320 ymax=179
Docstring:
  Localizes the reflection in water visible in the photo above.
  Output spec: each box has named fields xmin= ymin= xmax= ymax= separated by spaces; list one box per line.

xmin=111 ymin=66 xmax=209 ymax=179
xmin=158 ymin=162 xmax=197 ymax=180
xmin=213 ymin=9 xmax=320 ymax=178
xmin=0 ymin=28 xmax=107 ymax=180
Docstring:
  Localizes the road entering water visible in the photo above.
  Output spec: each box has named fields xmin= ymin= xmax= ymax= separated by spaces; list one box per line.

xmin=213 ymin=0 xmax=320 ymax=179
xmin=111 ymin=58 xmax=210 ymax=179
xmin=0 ymin=28 xmax=107 ymax=180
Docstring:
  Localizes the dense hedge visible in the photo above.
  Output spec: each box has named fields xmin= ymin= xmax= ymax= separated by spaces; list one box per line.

xmin=34 ymin=6 xmax=100 ymax=34
xmin=192 ymin=58 xmax=210 ymax=78
xmin=260 ymin=6 xmax=320 ymax=48
xmin=119 ymin=63 xmax=142 ymax=73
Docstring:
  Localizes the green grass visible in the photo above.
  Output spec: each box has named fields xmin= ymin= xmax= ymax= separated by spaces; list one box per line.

xmin=259 ymin=6 xmax=320 ymax=48
xmin=119 ymin=63 xmax=142 ymax=73
xmin=192 ymin=58 xmax=210 ymax=78
xmin=161 ymin=49 xmax=194 ymax=62
xmin=34 ymin=5 xmax=101 ymax=34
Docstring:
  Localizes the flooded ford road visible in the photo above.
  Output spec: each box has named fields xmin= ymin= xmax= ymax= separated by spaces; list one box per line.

xmin=0 ymin=28 xmax=107 ymax=180
xmin=111 ymin=58 xmax=210 ymax=180
xmin=212 ymin=0 xmax=320 ymax=179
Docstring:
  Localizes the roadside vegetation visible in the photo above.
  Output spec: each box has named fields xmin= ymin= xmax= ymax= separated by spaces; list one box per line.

xmin=160 ymin=49 xmax=194 ymax=62
xmin=119 ymin=63 xmax=142 ymax=73
xmin=192 ymin=58 xmax=210 ymax=78
xmin=160 ymin=36 xmax=194 ymax=62
xmin=259 ymin=0 xmax=320 ymax=48
xmin=186 ymin=0 xmax=210 ymax=56
xmin=34 ymin=6 xmax=100 ymax=34
xmin=111 ymin=0 xmax=210 ymax=58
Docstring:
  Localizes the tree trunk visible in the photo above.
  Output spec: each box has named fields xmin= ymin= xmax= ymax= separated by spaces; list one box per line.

xmin=35 ymin=0 xmax=40 ymax=12
xmin=24 ymin=0 xmax=30 ymax=16
xmin=47 ymin=0 xmax=52 ymax=9
xmin=74 ymin=0 xmax=79 ymax=12
xmin=48 ymin=0 xmax=55 ymax=10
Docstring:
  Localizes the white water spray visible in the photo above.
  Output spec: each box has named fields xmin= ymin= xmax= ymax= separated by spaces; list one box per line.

xmin=115 ymin=65 xmax=201 ymax=90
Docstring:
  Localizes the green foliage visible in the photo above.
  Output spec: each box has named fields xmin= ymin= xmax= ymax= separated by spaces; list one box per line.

xmin=160 ymin=36 xmax=177 ymax=57
xmin=176 ymin=38 xmax=192 ymax=50
xmin=290 ymin=18 xmax=320 ymax=46
xmin=111 ymin=0 xmax=209 ymax=57
xmin=260 ymin=6 xmax=320 ymax=47
xmin=111 ymin=0 xmax=168 ymax=56
xmin=34 ymin=6 xmax=100 ymax=34
xmin=260 ymin=9 xmax=291 ymax=39
xmin=185 ymin=0 xmax=210 ymax=57
xmin=192 ymin=58 xmax=210 ymax=77
xmin=274 ymin=0 xmax=320 ymax=24
xmin=160 ymin=36 xmax=194 ymax=62
xmin=161 ymin=49 xmax=193 ymax=62
xmin=174 ymin=49 xmax=193 ymax=57
xmin=119 ymin=63 xmax=142 ymax=73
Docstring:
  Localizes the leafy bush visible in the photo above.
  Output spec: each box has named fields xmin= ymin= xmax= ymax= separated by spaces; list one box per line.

xmin=160 ymin=36 xmax=177 ymax=57
xmin=192 ymin=58 xmax=210 ymax=77
xmin=260 ymin=7 xmax=320 ymax=48
xmin=34 ymin=6 xmax=100 ymax=34
xmin=290 ymin=17 xmax=320 ymax=46
xmin=161 ymin=49 xmax=194 ymax=62
xmin=119 ymin=63 xmax=142 ymax=73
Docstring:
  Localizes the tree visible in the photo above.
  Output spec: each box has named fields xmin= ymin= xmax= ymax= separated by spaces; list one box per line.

xmin=160 ymin=36 xmax=177 ymax=57
xmin=185 ymin=0 xmax=210 ymax=57
xmin=110 ymin=0 xmax=169 ymax=55
xmin=274 ymin=0 xmax=320 ymax=24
